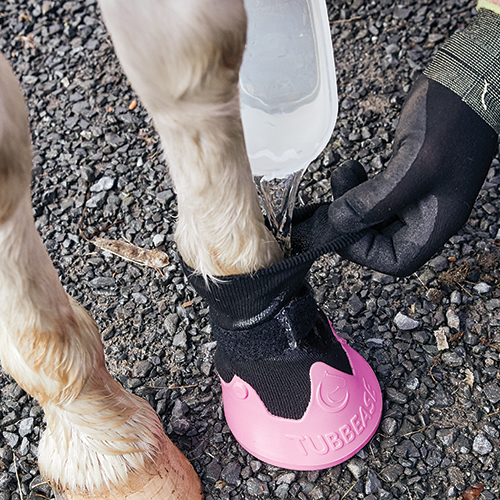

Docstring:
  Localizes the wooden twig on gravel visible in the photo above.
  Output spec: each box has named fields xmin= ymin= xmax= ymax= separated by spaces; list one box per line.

xmin=13 ymin=454 xmax=24 ymax=500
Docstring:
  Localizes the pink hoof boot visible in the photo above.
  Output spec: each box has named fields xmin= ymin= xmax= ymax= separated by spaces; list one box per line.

xmin=185 ymin=252 xmax=382 ymax=470
xmin=221 ymin=327 xmax=382 ymax=470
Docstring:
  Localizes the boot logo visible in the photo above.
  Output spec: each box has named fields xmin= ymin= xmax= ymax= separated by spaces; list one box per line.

xmin=233 ymin=381 xmax=249 ymax=400
xmin=316 ymin=370 xmax=349 ymax=413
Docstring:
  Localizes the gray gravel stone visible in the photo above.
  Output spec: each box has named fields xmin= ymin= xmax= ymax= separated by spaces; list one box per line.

xmin=164 ymin=313 xmax=179 ymax=335
xmin=172 ymin=330 xmax=187 ymax=348
xmin=348 ymin=293 xmax=364 ymax=315
xmin=1 ymin=412 xmax=17 ymax=427
xmin=18 ymin=417 xmax=34 ymax=437
xmin=428 ymin=255 xmax=449 ymax=272
xmin=406 ymin=377 xmax=420 ymax=390
xmin=486 ymin=298 xmax=500 ymax=310
xmin=310 ymin=485 xmax=327 ymax=499
xmin=441 ymin=351 xmax=463 ymax=366
xmin=418 ymin=268 xmax=436 ymax=285
xmin=275 ymin=483 xmax=289 ymax=499
xmin=395 ymin=439 xmax=420 ymax=459
xmin=365 ymin=469 xmax=381 ymax=495
xmin=372 ymin=272 xmax=395 ymax=284
xmin=380 ymin=417 xmax=398 ymax=436
xmin=347 ymin=457 xmax=367 ymax=479
xmin=482 ymin=424 xmax=499 ymax=439
xmin=473 ymin=434 xmax=493 ymax=455
xmin=250 ymin=460 xmax=262 ymax=473
xmin=434 ymin=388 xmax=455 ymax=408
xmin=221 ymin=461 xmax=241 ymax=486
xmin=152 ymin=233 xmax=165 ymax=246
xmin=157 ymin=190 xmax=175 ymax=203
xmin=394 ymin=312 xmax=419 ymax=330
xmin=86 ymin=191 xmax=107 ymax=208
xmin=171 ymin=400 xmax=189 ymax=419
xmin=436 ymin=428 xmax=457 ymax=446
xmin=455 ymin=435 xmax=472 ymax=454
xmin=380 ymin=464 xmax=403 ymax=483
xmin=18 ymin=436 xmax=29 ymax=456
xmin=2 ymin=432 xmax=18 ymax=448
xmin=276 ymin=472 xmax=296 ymax=485
xmin=132 ymin=292 xmax=148 ymax=304
xmin=89 ymin=276 xmax=116 ymax=288
xmin=247 ymin=477 xmax=269 ymax=497
xmin=484 ymin=381 xmax=500 ymax=404
xmin=425 ymin=447 xmax=443 ymax=467
xmin=205 ymin=459 xmax=221 ymax=483
xmin=446 ymin=308 xmax=460 ymax=330
xmin=30 ymin=474 xmax=53 ymax=496
xmin=473 ymin=282 xmax=491 ymax=294
xmin=90 ymin=176 xmax=115 ymax=192
xmin=133 ymin=360 xmax=153 ymax=378
xmin=386 ymin=387 xmax=408 ymax=404
xmin=0 ymin=472 xmax=15 ymax=491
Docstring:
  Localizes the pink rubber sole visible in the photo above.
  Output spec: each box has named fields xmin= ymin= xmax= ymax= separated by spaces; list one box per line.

xmin=220 ymin=327 xmax=383 ymax=470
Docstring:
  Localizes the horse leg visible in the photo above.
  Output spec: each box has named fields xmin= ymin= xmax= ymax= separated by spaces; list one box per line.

xmin=0 ymin=54 xmax=202 ymax=500
xmin=98 ymin=0 xmax=283 ymax=278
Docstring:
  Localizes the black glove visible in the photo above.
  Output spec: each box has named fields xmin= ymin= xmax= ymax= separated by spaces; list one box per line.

xmin=295 ymin=8 xmax=500 ymax=277
xmin=327 ymin=75 xmax=497 ymax=276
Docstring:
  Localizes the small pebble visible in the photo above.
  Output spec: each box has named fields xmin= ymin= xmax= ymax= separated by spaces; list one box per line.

xmin=434 ymin=326 xmax=449 ymax=351
xmin=347 ymin=457 xmax=367 ymax=479
xmin=446 ymin=309 xmax=460 ymax=330
xmin=436 ymin=428 xmax=457 ymax=446
xmin=380 ymin=417 xmax=398 ymax=436
xmin=484 ymin=381 xmax=500 ymax=404
xmin=473 ymin=282 xmax=491 ymax=294
xmin=90 ymin=176 xmax=115 ymax=192
xmin=394 ymin=312 xmax=419 ymax=330
xmin=365 ymin=469 xmax=382 ymax=495
xmin=18 ymin=417 xmax=34 ymax=437
xmin=221 ymin=461 xmax=241 ymax=486
xmin=380 ymin=464 xmax=403 ymax=483
xmin=2 ymin=433 xmax=18 ymax=448
xmin=247 ymin=477 xmax=269 ymax=497
xmin=473 ymin=434 xmax=493 ymax=455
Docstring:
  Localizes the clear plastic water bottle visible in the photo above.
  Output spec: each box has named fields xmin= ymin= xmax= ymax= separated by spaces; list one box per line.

xmin=239 ymin=0 xmax=338 ymax=252
xmin=240 ymin=0 xmax=338 ymax=180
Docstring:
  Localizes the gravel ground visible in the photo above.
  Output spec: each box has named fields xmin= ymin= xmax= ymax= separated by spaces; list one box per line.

xmin=1 ymin=1 xmax=500 ymax=499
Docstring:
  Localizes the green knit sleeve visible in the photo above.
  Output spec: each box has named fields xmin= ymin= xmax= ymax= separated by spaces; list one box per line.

xmin=423 ymin=8 xmax=500 ymax=134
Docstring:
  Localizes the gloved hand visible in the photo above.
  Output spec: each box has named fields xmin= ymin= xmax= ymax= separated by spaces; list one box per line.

xmin=298 ymin=8 xmax=500 ymax=277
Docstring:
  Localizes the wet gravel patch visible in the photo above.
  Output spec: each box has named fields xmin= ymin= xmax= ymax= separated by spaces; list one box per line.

xmin=1 ymin=1 xmax=500 ymax=499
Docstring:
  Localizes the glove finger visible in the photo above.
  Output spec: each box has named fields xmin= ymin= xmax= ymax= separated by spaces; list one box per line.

xmin=336 ymin=191 xmax=474 ymax=276
xmin=327 ymin=76 xmax=434 ymax=234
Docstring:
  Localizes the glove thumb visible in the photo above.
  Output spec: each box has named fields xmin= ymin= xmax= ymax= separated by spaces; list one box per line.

xmin=291 ymin=160 xmax=368 ymax=254
xmin=330 ymin=160 xmax=368 ymax=200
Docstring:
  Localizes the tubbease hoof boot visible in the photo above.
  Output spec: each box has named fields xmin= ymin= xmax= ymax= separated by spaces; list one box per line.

xmin=218 ymin=307 xmax=382 ymax=470
xmin=186 ymin=247 xmax=382 ymax=470
xmin=186 ymin=161 xmax=382 ymax=469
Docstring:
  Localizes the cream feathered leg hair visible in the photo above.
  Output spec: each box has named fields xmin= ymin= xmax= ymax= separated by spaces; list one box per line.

xmin=0 ymin=54 xmax=201 ymax=500
xmin=1 ymin=0 xmax=281 ymax=497
xmin=98 ymin=0 xmax=282 ymax=278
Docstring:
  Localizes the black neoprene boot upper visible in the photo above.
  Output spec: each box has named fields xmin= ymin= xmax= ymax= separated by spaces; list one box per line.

xmin=185 ymin=265 xmax=352 ymax=420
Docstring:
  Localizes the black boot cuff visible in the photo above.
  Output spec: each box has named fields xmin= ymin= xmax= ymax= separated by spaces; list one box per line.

xmin=183 ymin=218 xmax=364 ymax=331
